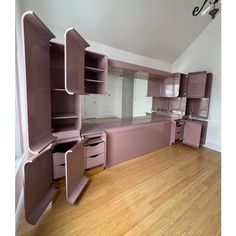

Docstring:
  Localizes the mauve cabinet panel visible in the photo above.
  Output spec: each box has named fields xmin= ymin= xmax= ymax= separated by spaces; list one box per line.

xmin=147 ymin=78 xmax=163 ymax=97
xmin=65 ymin=140 xmax=89 ymax=204
xmin=147 ymin=73 xmax=180 ymax=98
xmin=161 ymin=73 xmax=180 ymax=97
xmin=65 ymin=28 xmax=89 ymax=95
xmin=106 ymin=122 xmax=171 ymax=167
xmin=22 ymin=12 xmax=56 ymax=153
xmin=24 ymin=149 xmax=57 ymax=225
xmin=187 ymin=71 xmax=207 ymax=98
xmin=183 ymin=121 xmax=202 ymax=147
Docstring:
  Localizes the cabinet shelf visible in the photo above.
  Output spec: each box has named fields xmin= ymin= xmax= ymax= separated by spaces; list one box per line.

xmin=85 ymin=79 xmax=104 ymax=83
xmin=85 ymin=66 xmax=105 ymax=73
xmin=52 ymin=113 xmax=79 ymax=120
xmin=53 ymin=125 xmax=79 ymax=133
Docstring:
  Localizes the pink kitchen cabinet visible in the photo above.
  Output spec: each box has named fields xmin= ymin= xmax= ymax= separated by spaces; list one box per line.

xmin=147 ymin=73 xmax=181 ymax=98
xmin=185 ymin=73 xmax=212 ymax=118
xmin=22 ymin=11 xmax=92 ymax=225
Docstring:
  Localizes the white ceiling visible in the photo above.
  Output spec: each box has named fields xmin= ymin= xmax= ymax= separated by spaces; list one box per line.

xmin=19 ymin=0 xmax=215 ymax=63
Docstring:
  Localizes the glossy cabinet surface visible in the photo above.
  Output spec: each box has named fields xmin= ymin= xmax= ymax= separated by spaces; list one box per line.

xmin=180 ymin=71 xmax=207 ymax=98
xmin=65 ymin=140 xmax=88 ymax=204
xmin=22 ymin=12 xmax=57 ymax=153
xmin=187 ymin=71 xmax=207 ymax=98
xmin=147 ymin=73 xmax=180 ymax=98
xmin=65 ymin=28 xmax=89 ymax=95
xmin=183 ymin=121 xmax=202 ymax=147
xmin=106 ymin=121 xmax=171 ymax=167
xmin=24 ymin=149 xmax=57 ymax=225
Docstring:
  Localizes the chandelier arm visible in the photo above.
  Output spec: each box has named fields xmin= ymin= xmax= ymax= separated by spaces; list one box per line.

xmin=192 ymin=0 xmax=209 ymax=16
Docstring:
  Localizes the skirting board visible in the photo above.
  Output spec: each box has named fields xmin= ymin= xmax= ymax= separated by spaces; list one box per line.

xmin=203 ymin=142 xmax=221 ymax=152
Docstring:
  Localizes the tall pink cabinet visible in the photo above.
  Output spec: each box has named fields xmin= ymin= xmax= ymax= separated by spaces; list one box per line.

xmin=22 ymin=11 xmax=108 ymax=225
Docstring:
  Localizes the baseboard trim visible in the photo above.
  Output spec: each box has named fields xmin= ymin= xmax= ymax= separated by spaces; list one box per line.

xmin=15 ymin=189 xmax=24 ymax=234
xmin=203 ymin=142 xmax=221 ymax=152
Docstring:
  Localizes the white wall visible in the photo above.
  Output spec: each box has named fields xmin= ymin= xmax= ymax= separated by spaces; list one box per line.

xmin=51 ymin=29 xmax=172 ymax=73
xmin=172 ymin=15 xmax=221 ymax=152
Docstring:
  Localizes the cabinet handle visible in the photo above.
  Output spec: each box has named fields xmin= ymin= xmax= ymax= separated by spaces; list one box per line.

xmin=89 ymin=154 xmax=99 ymax=158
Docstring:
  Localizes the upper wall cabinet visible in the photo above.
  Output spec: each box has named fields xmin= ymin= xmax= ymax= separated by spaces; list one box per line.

xmin=22 ymin=11 xmax=108 ymax=148
xmin=147 ymin=73 xmax=180 ymax=98
xmin=179 ymin=71 xmax=207 ymax=98
xmin=84 ymin=51 xmax=108 ymax=94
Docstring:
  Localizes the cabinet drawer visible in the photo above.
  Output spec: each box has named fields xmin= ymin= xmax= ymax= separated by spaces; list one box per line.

xmin=53 ymin=165 xmax=65 ymax=179
xmin=86 ymin=153 xmax=105 ymax=169
xmin=85 ymin=142 xmax=105 ymax=157
xmin=53 ymin=152 xmax=65 ymax=166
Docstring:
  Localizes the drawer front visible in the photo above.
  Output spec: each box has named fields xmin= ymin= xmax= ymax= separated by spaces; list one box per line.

xmin=53 ymin=165 xmax=65 ymax=179
xmin=53 ymin=152 xmax=65 ymax=166
xmin=86 ymin=153 xmax=105 ymax=169
xmin=85 ymin=142 xmax=105 ymax=157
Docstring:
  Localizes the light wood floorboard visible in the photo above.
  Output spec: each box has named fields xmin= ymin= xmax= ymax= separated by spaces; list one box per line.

xmin=17 ymin=143 xmax=221 ymax=236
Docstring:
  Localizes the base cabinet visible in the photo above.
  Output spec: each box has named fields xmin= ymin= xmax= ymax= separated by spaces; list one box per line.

xmin=83 ymin=132 xmax=106 ymax=169
xmin=24 ymin=139 xmax=88 ymax=225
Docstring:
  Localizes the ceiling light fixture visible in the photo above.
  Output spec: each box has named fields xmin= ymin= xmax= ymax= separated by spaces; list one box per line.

xmin=192 ymin=0 xmax=220 ymax=19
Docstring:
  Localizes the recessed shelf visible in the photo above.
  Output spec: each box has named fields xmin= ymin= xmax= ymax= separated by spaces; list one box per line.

xmin=85 ymin=79 xmax=104 ymax=83
xmin=52 ymin=125 xmax=79 ymax=133
xmin=52 ymin=113 xmax=79 ymax=120
xmin=85 ymin=66 xmax=105 ymax=73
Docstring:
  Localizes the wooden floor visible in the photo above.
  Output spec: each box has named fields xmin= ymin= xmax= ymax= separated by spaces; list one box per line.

xmin=17 ymin=143 xmax=221 ymax=236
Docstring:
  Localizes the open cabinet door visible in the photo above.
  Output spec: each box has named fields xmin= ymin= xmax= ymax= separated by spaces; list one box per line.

xmin=183 ymin=121 xmax=202 ymax=148
xmin=24 ymin=149 xmax=57 ymax=225
xmin=65 ymin=140 xmax=89 ymax=204
xmin=65 ymin=28 xmax=89 ymax=95
xmin=22 ymin=12 xmax=56 ymax=153
xmin=187 ymin=71 xmax=207 ymax=98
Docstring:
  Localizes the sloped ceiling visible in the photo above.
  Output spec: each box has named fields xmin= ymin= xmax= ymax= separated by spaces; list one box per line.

xmin=19 ymin=0 xmax=216 ymax=63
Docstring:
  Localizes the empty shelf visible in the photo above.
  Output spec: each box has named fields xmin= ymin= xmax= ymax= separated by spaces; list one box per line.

xmin=85 ymin=67 xmax=105 ymax=73
xmin=52 ymin=113 xmax=79 ymax=120
xmin=52 ymin=125 xmax=79 ymax=133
